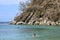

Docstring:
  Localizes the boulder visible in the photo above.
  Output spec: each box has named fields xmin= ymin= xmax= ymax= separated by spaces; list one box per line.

xmin=16 ymin=21 xmax=26 ymax=25
xmin=34 ymin=21 xmax=40 ymax=25
xmin=46 ymin=21 xmax=51 ymax=25
xmin=28 ymin=22 xmax=33 ymax=25
xmin=51 ymin=22 xmax=56 ymax=25
xmin=56 ymin=21 xmax=60 ymax=26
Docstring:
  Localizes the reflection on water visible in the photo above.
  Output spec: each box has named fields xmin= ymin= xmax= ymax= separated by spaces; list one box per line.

xmin=0 ymin=25 xmax=60 ymax=40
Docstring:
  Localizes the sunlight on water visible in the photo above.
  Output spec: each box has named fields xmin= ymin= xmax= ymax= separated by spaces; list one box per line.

xmin=0 ymin=24 xmax=60 ymax=40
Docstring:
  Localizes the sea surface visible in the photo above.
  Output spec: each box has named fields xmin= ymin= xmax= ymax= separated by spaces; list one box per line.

xmin=0 ymin=24 xmax=60 ymax=40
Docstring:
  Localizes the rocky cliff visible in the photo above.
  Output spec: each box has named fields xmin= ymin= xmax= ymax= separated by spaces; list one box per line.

xmin=11 ymin=0 xmax=60 ymax=26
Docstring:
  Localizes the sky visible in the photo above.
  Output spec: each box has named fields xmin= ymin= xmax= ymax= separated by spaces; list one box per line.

xmin=0 ymin=0 xmax=28 ymax=22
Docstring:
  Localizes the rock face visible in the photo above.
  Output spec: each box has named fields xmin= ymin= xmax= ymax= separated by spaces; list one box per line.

xmin=11 ymin=0 xmax=60 ymax=25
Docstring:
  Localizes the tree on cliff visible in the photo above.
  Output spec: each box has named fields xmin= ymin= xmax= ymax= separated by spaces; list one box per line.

xmin=12 ymin=0 xmax=60 ymax=25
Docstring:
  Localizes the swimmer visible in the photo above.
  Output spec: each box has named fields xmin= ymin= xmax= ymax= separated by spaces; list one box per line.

xmin=33 ymin=33 xmax=37 ymax=38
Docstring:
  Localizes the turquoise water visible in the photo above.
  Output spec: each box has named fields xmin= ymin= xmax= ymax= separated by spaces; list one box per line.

xmin=0 ymin=24 xmax=60 ymax=40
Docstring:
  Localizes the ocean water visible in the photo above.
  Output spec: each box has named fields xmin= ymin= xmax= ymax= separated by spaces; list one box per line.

xmin=0 ymin=24 xmax=60 ymax=40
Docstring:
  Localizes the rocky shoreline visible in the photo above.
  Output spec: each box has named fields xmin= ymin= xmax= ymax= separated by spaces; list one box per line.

xmin=10 ymin=17 xmax=60 ymax=26
xmin=10 ymin=0 xmax=60 ymax=26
